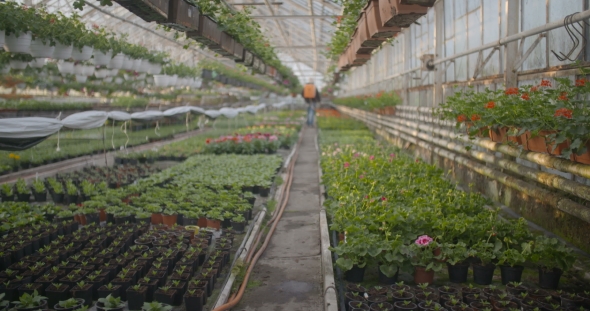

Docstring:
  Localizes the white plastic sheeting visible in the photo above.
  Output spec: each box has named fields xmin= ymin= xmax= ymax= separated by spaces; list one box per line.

xmin=0 ymin=117 xmax=63 ymax=139
xmin=108 ymin=111 xmax=132 ymax=121
xmin=62 ymin=111 xmax=109 ymax=129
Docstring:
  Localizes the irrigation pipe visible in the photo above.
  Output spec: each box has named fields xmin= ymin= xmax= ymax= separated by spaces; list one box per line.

xmin=212 ymin=128 xmax=305 ymax=311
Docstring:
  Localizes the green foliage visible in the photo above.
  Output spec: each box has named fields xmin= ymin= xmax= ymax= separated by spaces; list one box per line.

xmin=333 ymin=91 xmax=402 ymax=112
xmin=97 ymin=294 xmax=123 ymax=309
xmin=12 ymin=290 xmax=47 ymax=308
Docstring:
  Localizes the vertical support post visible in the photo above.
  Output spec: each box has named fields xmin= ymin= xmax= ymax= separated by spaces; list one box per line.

xmin=504 ymin=0 xmax=520 ymax=88
xmin=433 ymin=0 xmax=445 ymax=107
xmin=404 ymin=31 xmax=412 ymax=106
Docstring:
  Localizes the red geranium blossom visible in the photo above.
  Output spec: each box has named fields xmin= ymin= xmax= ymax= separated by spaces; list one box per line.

xmin=471 ymin=114 xmax=481 ymax=121
xmin=205 ymin=139 xmax=211 ymax=144
xmin=530 ymin=86 xmax=538 ymax=92
xmin=457 ymin=115 xmax=467 ymax=123
xmin=521 ymin=93 xmax=530 ymax=101
xmin=540 ymin=79 xmax=552 ymax=87
xmin=485 ymin=101 xmax=495 ymax=109
xmin=505 ymin=87 xmax=519 ymax=95
xmin=558 ymin=92 xmax=568 ymax=101
xmin=576 ymin=79 xmax=587 ymax=87
xmin=554 ymin=108 xmax=573 ymax=119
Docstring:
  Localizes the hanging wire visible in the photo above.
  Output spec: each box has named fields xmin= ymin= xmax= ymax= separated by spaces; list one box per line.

xmin=111 ymin=120 xmax=116 ymax=149
xmin=551 ymin=12 xmax=589 ymax=61
xmin=122 ymin=121 xmax=129 ymax=150
xmin=155 ymin=121 xmax=161 ymax=137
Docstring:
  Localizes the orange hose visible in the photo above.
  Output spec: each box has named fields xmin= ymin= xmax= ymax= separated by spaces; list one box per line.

xmin=213 ymin=128 xmax=305 ymax=311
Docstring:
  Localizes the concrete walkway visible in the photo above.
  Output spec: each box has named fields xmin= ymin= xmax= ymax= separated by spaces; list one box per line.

xmin=235 ymin=128 xmax=323 ymax=311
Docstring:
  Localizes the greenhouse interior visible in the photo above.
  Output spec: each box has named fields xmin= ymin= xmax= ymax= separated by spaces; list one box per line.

xmin=1 ymin=0 xmax=590 ymax=310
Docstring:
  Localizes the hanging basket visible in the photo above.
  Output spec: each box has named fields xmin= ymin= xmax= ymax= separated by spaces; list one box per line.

xmin=357 ymin=12 xmax=386 ymax=48
xmin=108 ymin=53 xmax=125 ymax=69
xmin=154 ymin=75 xmax=169 ymax=87
xmin=9 ymin=60 xmax=29 ymax=70
xmin=57 ymin=61 xmax=74 ymax=74
xmin=93 ymin=50 xmax=112 ymax=66
xmin=76 ymin=75 xmax=88 ymax=83
xmin=29 ymin=58 xmax=47 ymax=68
xmin=72 ymin=46 xmax=94 ymax=61
xmin=52 ymin=43 xmax=74 ymax=60
xmin=365 ymin=0 xmax=401 ymax=38
xmin=95 ymin=69 xmax=110 ymax=79
xmin=4 ymin=32 xmax=32 ymax=53
xmin=378 ymin=0 xmax=428 ymax=28
xmin=112 ymin=0 xmax=168 ymax=23
xmin=29 ymin=39 xmax=55 ymax=58
xmin=187 ymin=15 xmax=222 ymax=47
xmin=233 ymin=42 xmax=245 ymax=62
xmin=74 ymin=64 xmax=86 ymax=75
xmin=162 ymin=0 xmax=200 ymax=32
xmin=219 ymin=32 xmax=235 ymax=57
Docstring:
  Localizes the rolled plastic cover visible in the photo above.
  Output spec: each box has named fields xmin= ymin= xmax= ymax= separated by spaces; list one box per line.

xmin=163 ymin=106 xmax=193 ymax=116
xmin=131 ymin=111 xmax=164 ymax=121
xmin=0 ymin=117 xmax=62 ymax=139
xmin=204 ymin=110 xmax=222 ymax=119
xmin=219 ymin=107 xmax=239 ymax=118
xmin=108 ymin=111 xmax=132 ymax=121
xmin=62 ymin=111 xmax=108 ymax=130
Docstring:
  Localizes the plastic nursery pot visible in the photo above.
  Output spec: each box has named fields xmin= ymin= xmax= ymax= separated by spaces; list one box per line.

xmin=15 ymin=300 xmax=48 ymax=311
xmin=162 ymin=214 xmax=178 ymax=227
xmin=349 ymin=301 xmax=371 ymax=310
xmin=472 ymin=263 xmax=496 ymax=285
xmin=394 ymin=301 xmax=418 ymax=311
xmin=230 ymin=221 xmax=246 ymax=234
xmin=499 ymin=265 xmax=524 ymax=285
xmin=54 ymin=298 xmax=85 ymax=311
xmin=447 ymin=262 xmax=470 ymax=283
xmin=371 ymin=301 xmax=394 ymax=311
xmin=151 ymin=213 xmax=163 ymax=225
xmin=538 ymin=267 xmax=563 ymax=289
xmin=414 ymin=266 xmax=434 ymax=285
xmin=377 ymin=266 xmax=399 ymax=284
xmin=206 ymin=219 xmax=221 ymax=230
xmin=345 ymin=265 xmax=366 ymax=283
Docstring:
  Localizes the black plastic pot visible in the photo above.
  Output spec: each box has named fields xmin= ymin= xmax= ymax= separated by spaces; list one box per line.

xmin=345 ymin=265 xmax=366 ymax=283
xmin=85 ymin=213 xmax=100 ymax=225
xmin=230 ymin=221 xmax=246 ymax=234
xmin=348 ymin=301 xmax=370 ymax=310
xmin=221 ymin=219 xmax=232 ymax=229
xmin=259 ymin=187 xmax=270 ymax=197
xmin=538 ymin=267 xmax=563 ymax=289
xmin=127 ymin=286 xmax=147 ymax=310
xmin=447 ymin=262 xmax=470 ymax=283
xmin=184 ymin=292 xmax=204 ymax=311
xmin=65 ymin=194 xmax=79 ymax=205
xmin=16 ymin=193 xmax=30 ymax=202
xmin=500 ymin=265 xmax=524 ymax=285
xmin=377 ymin=266 xmax=399 ymax=284
xmin=71 ymin=285 xmax=93 ymax=307
xmin=51 ymin=192 xmax=64 ymax=203
xmin=472 ymin=263 xmax=496 ymax=285
xmin=33 ymin=191 xmax=46 ymax=202
xmin=183 ymin=218 xmax=198 ymax=226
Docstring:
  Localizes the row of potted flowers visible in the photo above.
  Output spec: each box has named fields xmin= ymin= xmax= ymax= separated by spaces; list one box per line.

xmin=318 ymin=116 xmax=579 ymax=291
xmin=436 ymin=77 xmax=590 ymax=164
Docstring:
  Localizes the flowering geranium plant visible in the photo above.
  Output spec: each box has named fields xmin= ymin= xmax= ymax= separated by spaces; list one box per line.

xmin=400 ymin=235 xmax=443 ymax=272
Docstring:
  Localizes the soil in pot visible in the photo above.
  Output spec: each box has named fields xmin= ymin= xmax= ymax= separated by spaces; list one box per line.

xmin=183 ymin=290 xmax=205 ymax=311
xmin=367 ymin=286 xmax=389 ymax=297
xmin=560 ymin=293 xmax=584 ymax=309
xmin=126 ymin=286 xmax=147 ymax=310
xmin=346 ymin=283 xmax=367 ymax=295
xmin=97 ymin=284 xmax=121 ymax=299
xmin=368 ymin=295 xmax=389 ymax=306
xmin=346 ymin=292 xmax=367 ymax=308
xmin=371 ymin=301 xmax=394 ymax=311
xmin=17 ymin=283 xmax=45 ymax=296
xmin=345 ymin=265 xmax=366 ymax=283
xmin=349 ymin=301 xmax=371 ymax=310
xmin=394 ymin=301 xmax=418 ymax=311
xmin=472 ymin=263 xmax=496 ymax=285
xmin=45 ymin=284 xmax=70 ymax=308
xmin=418 ymin=301 xmax=441 ymax=311
xmin=153 ymin=288 xmax=177 ymax=306
xmin=505 ymin=283 xmax=527 ymax=296
xmin=392 ymin=290 xmax=414 ymax=303
xmin=71 ymin=283 xmax=93 ymax=307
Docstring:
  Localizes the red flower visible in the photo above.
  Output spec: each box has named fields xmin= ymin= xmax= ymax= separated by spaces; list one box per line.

xmin=576 ymin=79 xmax=587 ymax=87
xmin=530 ymin=86 xmax=538 ymax=92
xmin=471 ymin=114 xmax=481 ymax=121
xmin=485 ymin=101 xmax=495 ymax=109
xmin=554 ymin=108 xmax=573 ymax=119
xmin=381 ymin=197 xmax=387 ymax=201
xmin=343 ymin=162 xmax=350 ymax=168
xmin=49 ymin=18 xmax=55 ymax=24
xmin=540 ymin=79 xmax=552 ymax=87
xmin=505 ymin=87 xmax=519 ymax=95
xmin=558 ymin=92 xmax=568 ymax=101
xmin=457 ymin=115 xmax=467 ymax=123
xmin=521 ymin=93 xmax=530 ymax=101
xmin=205 ymin=139 xmax=211 ymax=144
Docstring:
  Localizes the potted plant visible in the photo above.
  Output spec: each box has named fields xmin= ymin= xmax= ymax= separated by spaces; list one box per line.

xmin=161 ymin=208 xmax=177 ymax=228
xmin=45 ymin=283 xmax=70 ymax=308
xmin=127 ymin=285 xmax=147 ymax=310
xmin=55 ymin=298 xmax=85 ymax=311
xmin=230 ymin=214 xmax=246 ymax=233
xmin=11 ymin=290 xmax=48 ymax=311
xmin=146 ymin=204 xmax=163 ymax=225
xmin=497 ymin=242 xmax=532 ymax=285
xmin=71 ymin=281 xmax=93 ymax=308
xmin=97 ymin=283 xmax=121 ymax=299
xmin=530 ymin=236 xmax=576 ymax=289
xmin=1 ymin=183 xmax=14 ymax=202
xmin=15 ymin=178 xmax=30 ymax=202
xmin=141 ymin=301 xmax=173 ymax=311
xmin=135 ymin=211 xmax=152 ymax=224
xmin=468 ymin=240 xmax=502 ymax=285
xmin=96 ymin=294 xmax=125 ymax=311
xmin=205 ymin=209 xmax=223 ymax=230
xmin=183 ymin=289 xmax=204 ymax=311
xmin=439 ymin=242 xmax=471 ymax=284
xmin=65 ymin=181 xmax=79 ymax=205
xmin=32 ymin=179 xmax=46 ymax=202
xmin=401 ymin=235 xmax=442 ymax=285
xmin=0 ymin=293 xmax=9 ymax=311
xmin=153 ymin=286 xmax=176 ymax=306
xmin=331 ymin=233 xmax=371 ymax=283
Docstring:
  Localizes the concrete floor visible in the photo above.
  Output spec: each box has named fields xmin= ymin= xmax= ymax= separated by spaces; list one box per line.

xmin=235 ymin=127 xmax=323 ymax=311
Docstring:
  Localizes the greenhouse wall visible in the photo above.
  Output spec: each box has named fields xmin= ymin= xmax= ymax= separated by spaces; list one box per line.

xmin=340 ymin=0 xmax=589 ymax=106
xmin=337 ymin=0 xmax=590 ymax=253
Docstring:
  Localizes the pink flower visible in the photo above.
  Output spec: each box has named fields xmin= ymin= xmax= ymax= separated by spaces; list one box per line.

xmin=343 ymin=162 xmax=350 ymax=168
xmin=415 ymin=235 xmax=433 ymax=246
xmin=389 ymin=153 xmax=396 ymax=158
xmin=269 ymin=135 xmax=278 ymax=141
xmin=369 ymin=155 xmax=375 ymax=161
xmin=381 ymin=197 xmax=386 ymax=201
xmin=359 ymin=175 xmax=364 ymax=179
xmin=353 ymin=153 xmax=360 ymax=158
